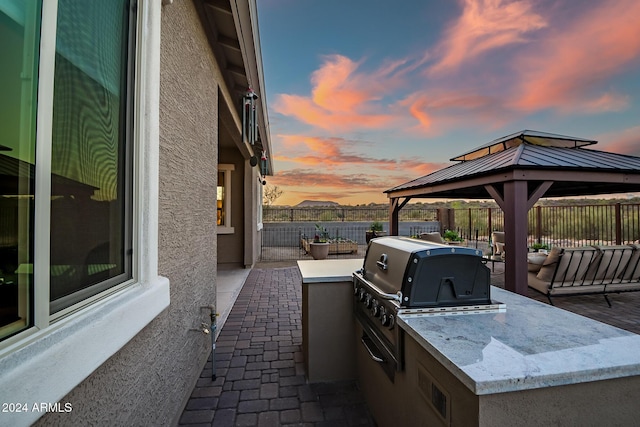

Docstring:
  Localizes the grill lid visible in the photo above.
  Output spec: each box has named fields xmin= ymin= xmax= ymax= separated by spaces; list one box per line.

xmin=362 ymin=236 xmax=491 ymax=308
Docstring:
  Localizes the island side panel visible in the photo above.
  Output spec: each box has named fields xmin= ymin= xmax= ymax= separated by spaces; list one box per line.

xmin=478 ymin=374 xmax=640 ymax=426
xmin=303 ymin=280 xmax=357 ymax=382
xmin=298 ymin=259 xmax=362 ymax=382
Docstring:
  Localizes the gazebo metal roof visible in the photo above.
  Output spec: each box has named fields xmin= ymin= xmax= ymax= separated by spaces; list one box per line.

xmin=385 ymin=130 xmax=640 ymax=296
xmin=386 ymin=131 xmax=640 ymax=200
xmin=450 ymin=129 xmax=597 ymax=162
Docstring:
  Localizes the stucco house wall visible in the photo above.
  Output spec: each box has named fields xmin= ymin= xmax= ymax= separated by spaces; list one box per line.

xmin=34 ymin=2 xmax=220 ymax=425
xmin=1 ymin=0 xmax=270 ymax=424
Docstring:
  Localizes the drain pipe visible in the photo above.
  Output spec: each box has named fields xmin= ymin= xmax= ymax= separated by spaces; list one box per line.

xmin=197 ymin=306 xmax=218 ymax=381
xmin=211 ymin=311 xmax=218 ymax=381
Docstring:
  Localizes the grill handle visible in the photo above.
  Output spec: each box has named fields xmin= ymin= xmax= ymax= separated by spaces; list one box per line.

xmin=361 ymin=335 xmax=385 ymax=363
xmin=377 ymin=290 xmax=403 ymax=303
xmin=354 ymin=272 xmax=403 ymax=303
xmin=376 ymin=253 xmax=388 ymax=271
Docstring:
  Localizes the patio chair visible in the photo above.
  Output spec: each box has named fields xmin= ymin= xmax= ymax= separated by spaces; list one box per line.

xmin=491 ymin=231 xmax=505 ymax=256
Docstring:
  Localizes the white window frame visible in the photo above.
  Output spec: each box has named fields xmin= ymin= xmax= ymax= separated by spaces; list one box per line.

xmin=217 ymin=163 xmax=235 ymax=234
xmin=257 ymin=177 xmax=263 ymax=231
xmin=0 ymin=2 xmax=169 ymax=425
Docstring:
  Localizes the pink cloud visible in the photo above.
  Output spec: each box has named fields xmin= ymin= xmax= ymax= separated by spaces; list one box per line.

xmin=272 ymin=0 xmax=640 ymax=152
xmin=273 ymin=55 xmax=412 ymax=132
xmin=273 ymin=134 xmax=448 ymax=174
xmin=397 ymin=91 xmax=513 ymax=135
xmin=597 ymin=126 xmax=640 ymax=156
xmin=512 ymin=0 xmax=640 ymax=112
xmin=269 ymin=164 xmax=441 ymax=205
xmin=429 ymin=0 xmax=546 ymax=75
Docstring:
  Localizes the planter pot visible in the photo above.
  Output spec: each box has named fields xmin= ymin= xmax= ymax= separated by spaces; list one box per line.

xmin=302 ymin=239 xmax=358 ymax=255
xmin=330 ymin=240 xmax=358 ymax=254
xmin=445 ymin=239 xmax=466 ymax=247
xmin=309 ymin=242 xmax=330 ymax=260
xmin=366 ymin=231 xmax=387 ymax=244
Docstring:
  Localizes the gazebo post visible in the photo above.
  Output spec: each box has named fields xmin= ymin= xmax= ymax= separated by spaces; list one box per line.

xmin=389 ymin=197 xmax=410 ymax=236
xmin=502 ymin=181 xmax=530 ymax=295
xmin=389 ymin=198 xmax=399 ymax=235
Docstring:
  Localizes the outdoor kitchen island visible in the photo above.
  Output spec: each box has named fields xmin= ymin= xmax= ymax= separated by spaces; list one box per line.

xmin=358 ymin=285 xmax=640 ymax=427
xmin=298 ymin=254 xmax=640 ymax=426
xmin=298 ymin=259 xmax=363 ymax=382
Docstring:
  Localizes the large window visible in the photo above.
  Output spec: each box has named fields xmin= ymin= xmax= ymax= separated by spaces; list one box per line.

xmin=217 ymin=164 xmax=234 ymax=234
xmin=0 ymin=0 xmax=41 ymax=340
xmin=0 ymin=0 xmax=135 ymax=341
xmin=49 ymin=0 xmax=134 ymax=313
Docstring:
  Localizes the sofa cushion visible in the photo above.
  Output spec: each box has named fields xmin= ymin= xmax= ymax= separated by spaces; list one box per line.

xmin=589 ymin=245 xmax=634 ymax=281
xmin=527 ymin=253 xmax=547 ymax=273
xmin=536 ymin=247 xmax=563 ymax=282
xmin=418 ymin=232 xmax=445 ymax=244
xmin=606 ymin=282 xmax=640 ymax=292
xmin=548 ymin=283 xmax=606 ymax=295
xmin=621 ymin=244 xmax=640 ymax=281
xmin=537 ymin=247 xmax=598 ymax=284
xmin=559 ymin=247 xmax=600 ymax=282
xmin=528 ymin=272 xmax=551 ymax=293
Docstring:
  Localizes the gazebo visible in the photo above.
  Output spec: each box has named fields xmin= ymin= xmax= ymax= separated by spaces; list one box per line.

xmin=385 ymin=130 xmax=640 ymax=295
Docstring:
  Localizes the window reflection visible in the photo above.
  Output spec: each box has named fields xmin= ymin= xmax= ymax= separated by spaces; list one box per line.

xmin=0 ymin=0 xmax=41 ymax=340
xmin=49 ymin=0 xmax=133 ymax=312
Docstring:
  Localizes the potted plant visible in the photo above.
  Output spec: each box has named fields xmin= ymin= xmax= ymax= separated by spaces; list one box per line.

xmin=443 ymin=229 xmax=465 ymax=246
xmin=366 ymin=221 xmax=386 ymax=243
xmin=309 ymin=224 xmax=330 ymax=260
xmin=531 ymin=243 xmax=549 ymax=252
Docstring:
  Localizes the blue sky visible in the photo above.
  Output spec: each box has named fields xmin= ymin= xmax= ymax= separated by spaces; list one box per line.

xmin=257 ymin=0 xmax=640 ymax=205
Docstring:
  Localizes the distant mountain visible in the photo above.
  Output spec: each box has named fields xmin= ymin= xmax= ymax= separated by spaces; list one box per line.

xmin=295 ymin=200 xmax=340 ymax=207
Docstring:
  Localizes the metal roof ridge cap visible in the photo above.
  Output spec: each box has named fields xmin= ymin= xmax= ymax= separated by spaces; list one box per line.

xmin=512 ymin=142 xmax=527 ymax=164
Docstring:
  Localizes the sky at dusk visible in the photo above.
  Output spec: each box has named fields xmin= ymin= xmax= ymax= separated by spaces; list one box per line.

xmin=256 ymin=0 xmax=640 ymax=206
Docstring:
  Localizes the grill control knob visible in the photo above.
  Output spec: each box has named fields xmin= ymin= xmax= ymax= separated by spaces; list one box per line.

xmin=381 ymin=313 xmax=390 ymax=327
xmin=382 ymin=314 xmax=395 ymax=329
xmin=371 ymin=302 xmax=381 ymax=317
xmin=358 ymin=288 xmax=366 ymax=302
xmin=365 ymin=294 xmax=373 ymax=308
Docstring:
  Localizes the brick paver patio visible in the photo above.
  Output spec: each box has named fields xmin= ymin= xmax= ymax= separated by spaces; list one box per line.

xmin=180 ymin=262 xmax=640 ymax=426
xmin=179 ymin=266 xmax=375 ymax=426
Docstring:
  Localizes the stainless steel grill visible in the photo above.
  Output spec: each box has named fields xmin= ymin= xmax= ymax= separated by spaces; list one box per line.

xmin=353 ymin=236 xmax=504 ymax=380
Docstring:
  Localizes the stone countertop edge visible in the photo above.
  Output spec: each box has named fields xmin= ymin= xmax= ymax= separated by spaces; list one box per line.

xmin=397 ymin=286 xmax=640 ymax=396
xmin=297 ymin=259 xmax=364 ymax=284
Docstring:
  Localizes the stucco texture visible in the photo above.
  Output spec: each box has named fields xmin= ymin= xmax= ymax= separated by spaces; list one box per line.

xmin=36 ymin=2 xmax=219 ymax=425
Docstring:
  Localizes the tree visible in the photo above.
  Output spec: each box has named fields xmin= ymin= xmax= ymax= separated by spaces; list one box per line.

xmin=263 ymin=185 xmax=283 ymax=206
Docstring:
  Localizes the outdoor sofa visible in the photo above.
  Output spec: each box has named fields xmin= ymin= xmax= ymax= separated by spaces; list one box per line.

xmin=417 ymin=232 xmax=446 ymax=244
xmin=527 ymin=244 xmax=640 ymax=306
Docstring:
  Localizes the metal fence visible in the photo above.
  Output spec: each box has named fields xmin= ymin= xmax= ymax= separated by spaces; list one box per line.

xmin=259 ymin=203 xmax=640 ymax=261
xmin=259 ymin=225 xmax=369 ymax=262
xmin=531 ymin=203 xmax=640 ymax=247
xmin=263 ymin=207 xmax=437 ymax=222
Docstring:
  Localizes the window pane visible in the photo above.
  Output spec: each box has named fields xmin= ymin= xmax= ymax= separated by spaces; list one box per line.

xmin=50 ymin=0 xmax=133 ymax=312
xmin=0 ymin=0 xmax=41 ymax=340
xmin=217 ymin=171 xmax=225 ymax=226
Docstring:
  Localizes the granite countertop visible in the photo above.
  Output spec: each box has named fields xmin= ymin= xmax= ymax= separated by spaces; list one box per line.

xmin=398 ymin=286 xmax=640 ymax=395
xmin=297 ymin=259 xmax=364 ymax=284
